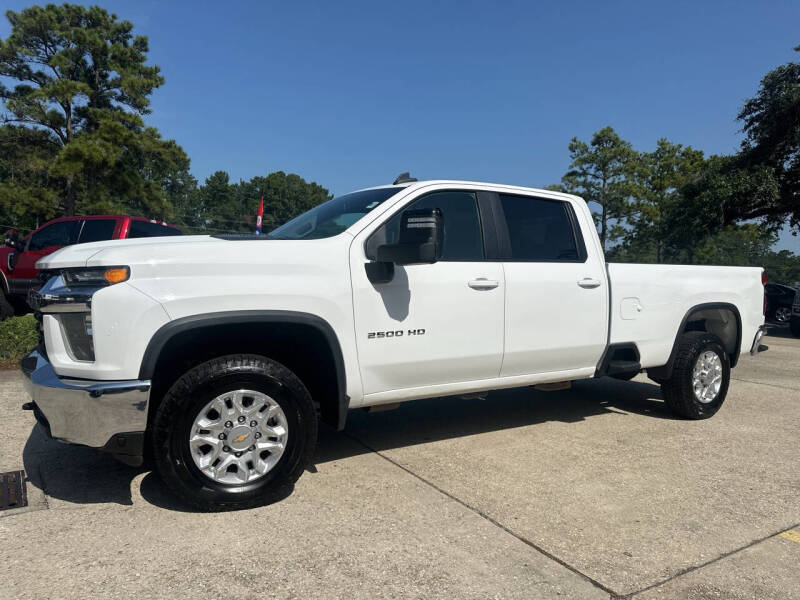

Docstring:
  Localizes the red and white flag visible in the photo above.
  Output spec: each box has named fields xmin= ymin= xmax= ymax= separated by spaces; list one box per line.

xmin=256 ymin=193 xmax=264 ymax=234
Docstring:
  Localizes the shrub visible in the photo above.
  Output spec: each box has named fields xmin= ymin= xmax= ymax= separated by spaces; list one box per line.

xmin=0 ymin=314 xmax=37 ymax=365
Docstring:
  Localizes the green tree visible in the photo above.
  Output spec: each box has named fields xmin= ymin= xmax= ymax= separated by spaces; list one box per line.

xmin=622 ymin=139 xmax=705 ymax=262
xmin=687 ymin=223 xmax=799 ymax=283
xmin=232 ymin=172 xmax=332 ymax=233
xmin=737 ymin=44 xmax=800 ymax=231
xmin=692 ymin=224 xmax=776 ymax=266
xmin=561 ymin=127 xmax=635 ymax=250
xmin=0 ymin=3 xmax=189 ymax=221
xmin=0 ymin=125 xmax=59 ymax=230
xmin=200 ymin=171 xmax=235 ymax=229
xmin=176 ymin=171 xmax=331 ymax=234
xmin=666 ymin=155 xmax=781 ymax=261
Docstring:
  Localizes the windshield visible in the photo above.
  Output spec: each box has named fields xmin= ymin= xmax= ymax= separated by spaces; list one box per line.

xmin=269 ymin=187 xmax=405 ymax=240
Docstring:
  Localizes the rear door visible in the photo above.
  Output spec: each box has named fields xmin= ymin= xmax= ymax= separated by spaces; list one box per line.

xmin=494 ymin=192 xmax=608 ymax=377
xmin=350 ymin=189 xmax=505 ymax=397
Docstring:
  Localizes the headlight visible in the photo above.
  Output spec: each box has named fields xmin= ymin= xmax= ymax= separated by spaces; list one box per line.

xmin=62 ymin=266 xmax=130 ymax=286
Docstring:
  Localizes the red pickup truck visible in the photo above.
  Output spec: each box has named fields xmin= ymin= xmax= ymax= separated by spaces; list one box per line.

xmin=1 ymin=215 xmax=180 ymax=319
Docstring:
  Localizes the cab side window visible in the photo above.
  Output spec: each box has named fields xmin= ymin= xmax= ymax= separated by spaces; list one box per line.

xmin=367 ymin=191 xmax=484 ymax=261
xmin=498 ymin=194 xmax=583 ymax=262
xmin=78 ymin=219 xmax=117 ymax=243
xmin=27 ymin=221 xmax=79 ymax=251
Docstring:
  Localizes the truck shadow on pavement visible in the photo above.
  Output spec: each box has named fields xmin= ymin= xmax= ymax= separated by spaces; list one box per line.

xmin=315 ymin=377 xmax=672 ymax=463
xmin=23 ymin=377 xmax=669 ymax=512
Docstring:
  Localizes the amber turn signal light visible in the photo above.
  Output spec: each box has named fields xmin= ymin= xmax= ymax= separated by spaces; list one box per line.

xmin=103 ymin=267 xmax=129 ymax=284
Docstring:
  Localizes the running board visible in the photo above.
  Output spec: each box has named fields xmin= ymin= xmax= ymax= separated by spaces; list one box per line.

xmin=534 ymin=381 xmax=571 ymax=392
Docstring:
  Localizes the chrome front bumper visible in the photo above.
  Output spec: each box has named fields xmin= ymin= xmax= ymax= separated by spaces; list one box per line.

xmin=20 ymin=350 xmax=151 ymax=448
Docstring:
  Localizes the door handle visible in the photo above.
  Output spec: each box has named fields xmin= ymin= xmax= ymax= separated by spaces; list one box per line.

xmin=468 ymin=278 xmax=499 ymax=290
xmin=577 ymin=277 xmax=601 ymax=289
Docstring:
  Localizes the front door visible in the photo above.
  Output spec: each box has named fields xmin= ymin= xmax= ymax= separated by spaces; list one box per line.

xmin=351 ymin=190 xmax=505 ymax=397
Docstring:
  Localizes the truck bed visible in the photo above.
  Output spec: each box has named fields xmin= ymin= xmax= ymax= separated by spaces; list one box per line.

xmin=607 ymin=263 xmax=764 ymax=369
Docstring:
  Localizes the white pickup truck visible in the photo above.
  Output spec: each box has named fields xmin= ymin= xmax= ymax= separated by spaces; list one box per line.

xmin=21 ymin=177 xmax=767 ymax=510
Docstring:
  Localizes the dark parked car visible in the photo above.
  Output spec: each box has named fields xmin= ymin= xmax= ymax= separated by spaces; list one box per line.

xmin=765 ymin=283 xmax=797 ymax=325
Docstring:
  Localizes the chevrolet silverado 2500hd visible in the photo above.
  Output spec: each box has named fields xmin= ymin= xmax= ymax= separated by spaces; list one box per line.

xmin=21 ymin=178 xmax=768 ymax=510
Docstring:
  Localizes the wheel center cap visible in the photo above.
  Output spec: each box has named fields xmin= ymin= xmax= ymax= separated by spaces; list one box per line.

xmin=228 ymin=426 xmax=252 ymax=450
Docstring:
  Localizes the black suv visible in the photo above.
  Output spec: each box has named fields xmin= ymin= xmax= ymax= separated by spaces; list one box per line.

xmin=765 ymin=283 xmax=797 ymax=325
xmin=791 ymin=289 xmax=800 ymax=337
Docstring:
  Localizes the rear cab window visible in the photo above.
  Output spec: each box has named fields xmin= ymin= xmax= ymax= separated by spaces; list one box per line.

xmin=78 ymin=219 xmax=117 ymax=243
xmin=127 ymin=220 xmax=182 ymax=238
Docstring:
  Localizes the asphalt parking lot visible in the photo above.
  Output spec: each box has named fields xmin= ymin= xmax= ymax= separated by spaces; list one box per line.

xmin=1 ymin=329 xmax=798 ymax=599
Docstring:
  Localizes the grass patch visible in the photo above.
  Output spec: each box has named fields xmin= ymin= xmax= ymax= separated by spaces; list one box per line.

xmin=0 ymin=314 xmax=37 ymax=369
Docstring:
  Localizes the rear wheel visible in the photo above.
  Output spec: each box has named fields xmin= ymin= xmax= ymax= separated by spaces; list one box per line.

xmin=152 ymin=354 xmax=317 ymax=511
xmin=661 ymin=332 xmax=730 ymax=419
xmin=774 ymin=307 xmax=791 ymax=323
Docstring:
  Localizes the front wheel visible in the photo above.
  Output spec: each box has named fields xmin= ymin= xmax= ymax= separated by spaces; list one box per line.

xmin=661 ymin=332 xmax=730 ymax=419
xmin=152 ymin=354 xmax=317 ymax=511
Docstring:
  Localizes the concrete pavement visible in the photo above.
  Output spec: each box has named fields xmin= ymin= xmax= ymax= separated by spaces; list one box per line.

xmin=1 ymin=329 xmax=798 ymax=599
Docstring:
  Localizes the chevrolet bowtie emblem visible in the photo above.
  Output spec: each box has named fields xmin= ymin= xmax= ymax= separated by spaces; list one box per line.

xmin=233 ymin=433 xmax=249 ymax=443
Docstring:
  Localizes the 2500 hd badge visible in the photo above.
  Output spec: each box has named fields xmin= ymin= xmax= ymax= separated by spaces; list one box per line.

xmin=368 ymin=328 xmax=426 ymax=339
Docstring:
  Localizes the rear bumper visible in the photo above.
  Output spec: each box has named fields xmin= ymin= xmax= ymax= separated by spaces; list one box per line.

xmin=750 ymin=325 xmax=768 ymax=356
xmin=20 ymin=350 xmax=150 ymax=455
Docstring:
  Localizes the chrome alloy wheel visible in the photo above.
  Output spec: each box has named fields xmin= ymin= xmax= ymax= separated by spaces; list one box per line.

xmin=189 ymin=389 xmax=288 ymax=485
xmin=692 ymin=351 xmax=723 ymax=404
xmin=774 ymin=307 xmax=791 ymax=323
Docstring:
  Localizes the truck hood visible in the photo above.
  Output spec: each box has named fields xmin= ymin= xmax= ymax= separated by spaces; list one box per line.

xmin=36 ymin=235 xmax=223 ymax=269
xmin=36 ymin=234 xmax=352 ymax=285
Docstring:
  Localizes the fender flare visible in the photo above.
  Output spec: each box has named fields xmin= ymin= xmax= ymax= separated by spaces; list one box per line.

xmin=139 ymin=310 xmax=349 ymax=429
xmin=648 ymin=302 xmax=742 ymax=381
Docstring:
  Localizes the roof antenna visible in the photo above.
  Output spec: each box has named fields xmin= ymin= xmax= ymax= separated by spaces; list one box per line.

xmin=393 ymin=172 xmax=417 ymax=185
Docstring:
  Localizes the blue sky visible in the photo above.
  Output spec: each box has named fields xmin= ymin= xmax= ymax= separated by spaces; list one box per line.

xmin=2 ymin=0 xmax=799 ymax=251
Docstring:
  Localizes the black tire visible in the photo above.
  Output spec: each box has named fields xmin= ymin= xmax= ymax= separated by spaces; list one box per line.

xmin=152 ymin=354 xmax=317 ymax=511
xmin=0 ymin=291 xmax=14 ymax=321
xmin=9 ymin=295 xmax=30 ymax=316
xmin=661 ymin=332 xmax=730 ymax=419
xmin=791 ymin=318 xmax=800 ymax=338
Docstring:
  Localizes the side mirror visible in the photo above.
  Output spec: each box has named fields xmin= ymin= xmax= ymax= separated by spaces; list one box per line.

xmin=366 ymin=209 xmax=443 ymax=284
xmin=4 ymin=230 xmax=22 ymax=251
xmin=377 ymin=208 xmax=443 ymax=265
